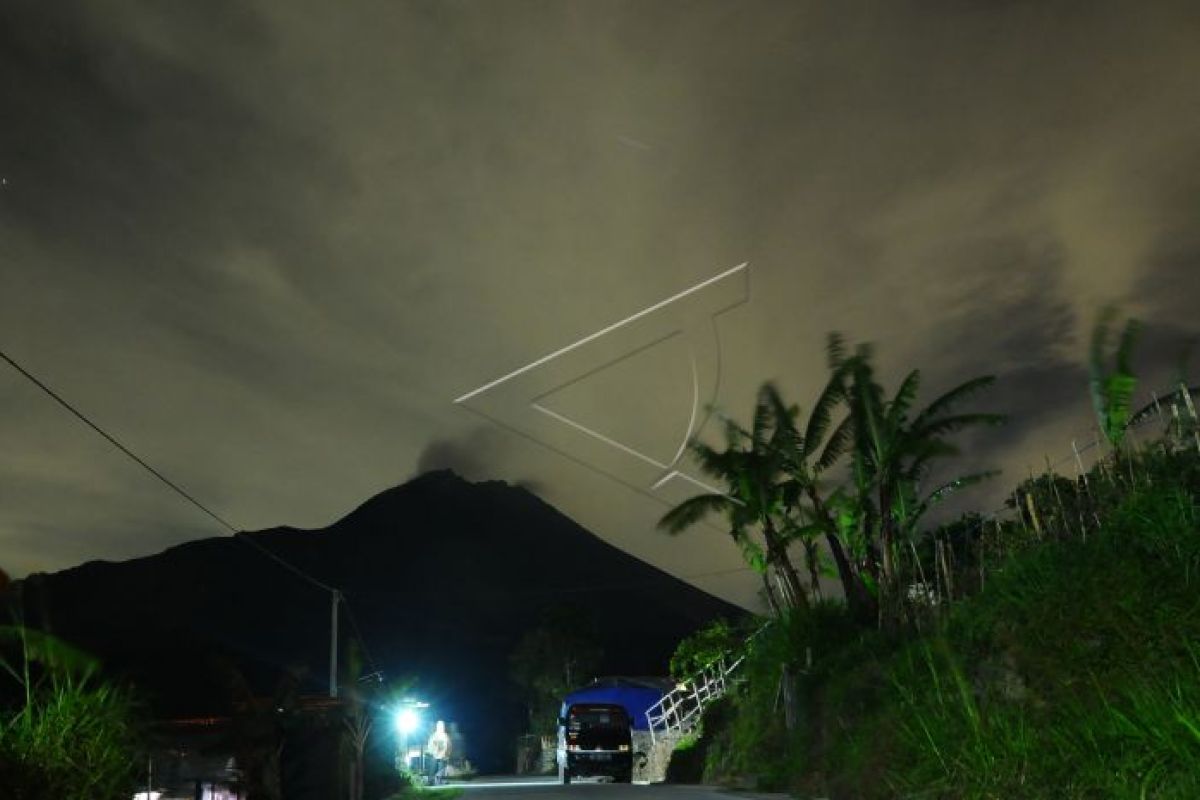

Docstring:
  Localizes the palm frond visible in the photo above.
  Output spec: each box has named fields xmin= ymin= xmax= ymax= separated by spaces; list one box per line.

xmin=825 ymin=331 xmax=847 ymax=369
xmin=851 ymin=359 xmax=888 ymax=467
xmin=886 ymin=369 xmax=922 ymax=430
xmin=780 ymin=478 xmax=804 ymax=509
xmin=738 ymin=536 xmax=768 ymax=573
xmin=1116 ymin=318 xmax=1141 ymax=376
xmin=903 ymin=439 xmax=962 ymax=478
xmin=781 ymin=519 xmax=824 ymax=545
xmin=912 ymin=412 xmax=1006 ymax=440
xmin=750 ymin=387 xmax=775 ymax=449
xmin=1090 ymin=305 xmax=1116 ymax=378
xmin=1104 ymin=372 xmax=1137 ymax=440
xmin=760 ymin=382 xmax=801 ymax=456
xmin=911 ymin=470 xmax=1000 ymax=522
xmin=804 ymin=371 xmax=847 ymax=458
xmin=926 ymin=470 xmax=1000 ymax=503
xmin=657 ymin=493 xmax=735 ymax=534
xmin=689 ymin=439 xmax=739 ymax=480
xmin=1089 ymin=306 xmax=1116 ymax=419
xmin=817 ymin=414 xmax=854 ymax=471
xmin=910 ymin=375 xmax=997 ymax=432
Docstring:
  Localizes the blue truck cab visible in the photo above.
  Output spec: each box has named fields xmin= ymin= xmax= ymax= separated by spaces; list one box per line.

xmin=555 ymin=677 xmax=672 ymax=784
xmin=557 ymin=702 xmax=632 ymax=784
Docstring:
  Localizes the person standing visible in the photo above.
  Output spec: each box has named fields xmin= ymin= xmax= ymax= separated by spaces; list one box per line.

xmin=427 ymin=720 xmax=451 ymax=784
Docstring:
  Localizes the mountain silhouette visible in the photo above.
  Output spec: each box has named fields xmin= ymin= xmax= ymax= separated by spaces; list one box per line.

xmin=5 ymin=470 xmax=743 ymax=770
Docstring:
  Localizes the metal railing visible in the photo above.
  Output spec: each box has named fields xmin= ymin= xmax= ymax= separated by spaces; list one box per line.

xmin=645 ymin=653 xmax=744 ymax=744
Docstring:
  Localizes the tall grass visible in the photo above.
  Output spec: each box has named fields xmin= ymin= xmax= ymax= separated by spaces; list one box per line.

xmin=884 ymin=470 xmax=1200 ymax=798
xmin=686 ymin=446 xmax=1200 ymax=798
xmin=889 ymin=644 xmax=1200 ymax=798
xmin=0 ymin=624 xmax=140 ymax=800
xmin=890 ymin=641 xmax=1035 ymax=798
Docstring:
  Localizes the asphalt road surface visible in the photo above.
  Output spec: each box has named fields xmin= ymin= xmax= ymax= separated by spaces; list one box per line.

xmin=448 ymin=777 xmax=788 ymax=800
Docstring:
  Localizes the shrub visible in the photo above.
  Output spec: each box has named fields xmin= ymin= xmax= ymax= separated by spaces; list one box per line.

xmin=0 ymin=626 xmax=139 ymax=800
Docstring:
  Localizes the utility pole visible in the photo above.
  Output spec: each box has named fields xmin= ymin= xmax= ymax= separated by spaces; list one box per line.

xmin=330 ymin=590 xmax=341 ymax=698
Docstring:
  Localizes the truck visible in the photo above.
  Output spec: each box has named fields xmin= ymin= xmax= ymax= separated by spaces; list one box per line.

xmin=557 ymin=701 xmax=632 ymax=784
xmin=556 ymin=677 xmax=672 ymax=784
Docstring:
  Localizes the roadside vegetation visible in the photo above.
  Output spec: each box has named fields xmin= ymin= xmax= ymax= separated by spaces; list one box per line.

xmin=0 ymin=596 xmax=141 ymax=800
xmin=663 ymin=310 xmax=1200 ymax=798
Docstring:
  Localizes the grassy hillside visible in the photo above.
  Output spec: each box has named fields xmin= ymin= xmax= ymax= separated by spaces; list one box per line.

xmin=684 ymin=445 xmax=1200 ymax=798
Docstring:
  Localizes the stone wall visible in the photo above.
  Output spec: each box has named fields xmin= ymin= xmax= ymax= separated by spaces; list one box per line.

xmin=632 ymin=730 xmax=680 ymax=784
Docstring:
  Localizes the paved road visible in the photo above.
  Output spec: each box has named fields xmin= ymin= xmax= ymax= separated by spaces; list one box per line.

xmin=446 ymin=777 xmax=789 ymax=800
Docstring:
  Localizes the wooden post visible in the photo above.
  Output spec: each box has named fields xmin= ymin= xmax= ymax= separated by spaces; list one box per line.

xmin=1072 ymin=439 xmax=1089 ymax=491
xmin=1045 ymin=457 xmax=1071 ymax=539
xmin=939 ymin=537 xmax=954 ymax=602
xmin=1024 ymin=491 xmax=1044 ymax=540
xmin=1180 ymin=383 xmax=1200 ymax=454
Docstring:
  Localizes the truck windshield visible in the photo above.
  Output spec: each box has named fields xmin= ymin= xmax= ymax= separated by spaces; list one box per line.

xmin=568 ymin=706 xmax=629 ymax=731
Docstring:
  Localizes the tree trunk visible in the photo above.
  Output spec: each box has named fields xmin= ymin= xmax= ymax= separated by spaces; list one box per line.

xmin=878 ymin=485 xmax=900 ymax=629
xmin=780 ymin=663 xmax=799 ymax=732
xmin=803 ymin=539 xmax=823 ymax=602
xmin=826 ymin=531 xmax=876 ymax=623
xmin=808 ymin=486 xmax=875 ymax=624
xmin=763 ymin=520 xmax=808 ymax=612
xmin=760 ymin=570 xmax=782 ymax=616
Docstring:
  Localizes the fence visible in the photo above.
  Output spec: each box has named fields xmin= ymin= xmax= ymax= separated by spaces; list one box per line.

xmin=908 ymin=381 xmax=1200 ymax=612
xmin=645 ymin=653 xmax=745 ymax=744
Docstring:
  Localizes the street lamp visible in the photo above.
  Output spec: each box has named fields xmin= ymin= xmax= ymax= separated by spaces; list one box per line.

xmin=395 ymin=708 xmax=420 ymax=737
xmin=393 ymin=700 xmax=429 ymax=775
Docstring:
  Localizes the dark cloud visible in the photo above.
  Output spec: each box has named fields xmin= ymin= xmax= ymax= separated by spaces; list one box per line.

xmin=512 ymin=478 xmax=547 ymax=496
xmin=0 ymin=1 xmax=342 ymax=272
xmin=415 ymin=427 xmax=512 ymax=480
xmin=2 ymin=0 xmax=1200 ymax=610
xmin=1131 ymin=170 xmax=1200 ymax=341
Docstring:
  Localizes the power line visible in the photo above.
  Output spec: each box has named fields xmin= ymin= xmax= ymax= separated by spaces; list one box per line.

xmin=1 ymin=348 xmax=241 ymax=535
xmin=234 ymin=532 xmax=334 ymax=593
xmin=0 ymin=347 xmax=335 ymax=592
xmin=0 ymin=347 xmax=379 ymax=657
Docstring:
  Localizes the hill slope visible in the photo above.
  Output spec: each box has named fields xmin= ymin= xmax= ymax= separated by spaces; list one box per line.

xmin=6 ymin=470 xmax=742 ymax=770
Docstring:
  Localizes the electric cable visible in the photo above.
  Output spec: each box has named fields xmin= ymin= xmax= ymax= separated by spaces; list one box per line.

xmin=0 ymin=347 xmax=381 ymax=671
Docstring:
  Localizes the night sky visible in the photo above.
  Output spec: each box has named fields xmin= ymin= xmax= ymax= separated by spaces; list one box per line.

xmin=2 ymin=1 xmax=1198 ymax=609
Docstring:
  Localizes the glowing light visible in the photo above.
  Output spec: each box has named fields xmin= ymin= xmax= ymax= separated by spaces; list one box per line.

xmin=396 ymin=708 xmax=420 ymax=735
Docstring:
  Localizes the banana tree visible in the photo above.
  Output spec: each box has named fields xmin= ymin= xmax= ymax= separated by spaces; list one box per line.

xmin=659 ymin=387 xmax=810 ymax=615
xmin=1089 ymin=306 xmax=1141 ymax=453
xmin=838 ymin=343 xmax=1004 ymax=624
xmin=757 ymin=373 xmax=877 ymax=623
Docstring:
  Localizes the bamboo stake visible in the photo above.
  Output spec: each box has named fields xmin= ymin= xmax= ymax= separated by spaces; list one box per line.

xmin=1071 ymin=438 xmax=1092 ymax=541
xmin=1015 ymin=490 xmax=1032 ymax=541
xmin=1046 ymin=456 xmax=1071 ymax=540
xmin=1126 ymin=424 xmax=1151 ymax=486
xmin=941 ymin=537 xmax=955 ymax=601
xmin=1072 ymin=439 xmax=1089 ymax=492
xmin=1092 ymin=427 xmax=1117 ymax=490
xmin=1025 ymin=491 xmax=1044 ymax=540
xmin=1172 ymin=402 xmax=1183 ymax=450
xmin=1180 ymin=383 xmax=1200 ymax=454
xmin=1026 ymin=468 xmax=1044 ymax=540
